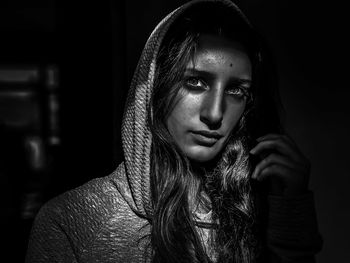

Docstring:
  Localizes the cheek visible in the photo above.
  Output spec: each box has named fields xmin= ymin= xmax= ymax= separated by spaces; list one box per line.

xmin=224 ymin=102 xmax=246 ymax=133
xmin=166 ymin=95 xmax=197 ymax=136
xmin=168 ymin=94 xmax=199 ymax=126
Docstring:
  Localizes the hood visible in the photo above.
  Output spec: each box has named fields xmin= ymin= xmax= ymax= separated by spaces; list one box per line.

xmin=117 ymin=0 xmax=255 ymax=218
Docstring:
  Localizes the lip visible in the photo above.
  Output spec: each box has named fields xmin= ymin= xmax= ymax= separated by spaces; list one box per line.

xmin=192 ymin=130 xmax=223 ymax=139
xmin=191 ymin=130 xmax=223 ymax=146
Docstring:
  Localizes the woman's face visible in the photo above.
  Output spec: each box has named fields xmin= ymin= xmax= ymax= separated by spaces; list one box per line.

xmin=166 ymin=34 xmax=252 ymax=162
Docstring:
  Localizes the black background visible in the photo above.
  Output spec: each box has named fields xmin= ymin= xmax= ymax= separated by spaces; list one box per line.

xmin=0 ymin=0 xmax=348 ymax=262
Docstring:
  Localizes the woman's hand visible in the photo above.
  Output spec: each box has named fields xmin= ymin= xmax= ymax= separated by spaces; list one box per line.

xmin=249 ymin=133 xmax=311 ymax=196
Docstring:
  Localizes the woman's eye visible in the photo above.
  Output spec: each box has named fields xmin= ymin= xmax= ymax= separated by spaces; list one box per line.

xmin=226 ymin=87 xmax=249 ymax=99
xmin=185 ymin=77 xmax=206 ymax=89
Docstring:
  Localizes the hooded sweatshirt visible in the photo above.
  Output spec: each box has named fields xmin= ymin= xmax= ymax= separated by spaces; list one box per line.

xmin=25 ymin=0 xmax=322 ymax=262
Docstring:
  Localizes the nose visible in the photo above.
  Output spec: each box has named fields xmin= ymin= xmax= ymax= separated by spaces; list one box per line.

xmin=200 ymin=86 xmax=224 ymax=129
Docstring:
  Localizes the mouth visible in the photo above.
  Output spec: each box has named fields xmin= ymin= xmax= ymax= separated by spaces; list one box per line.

xmin=191 ymin=130 xmax=223 ymax=146
xmin=192 ymin=130 xmax=223 ymax=139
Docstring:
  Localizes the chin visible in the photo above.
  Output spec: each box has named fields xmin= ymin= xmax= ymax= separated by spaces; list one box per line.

xmin=185 ymin=146 xmax=221 ymax=163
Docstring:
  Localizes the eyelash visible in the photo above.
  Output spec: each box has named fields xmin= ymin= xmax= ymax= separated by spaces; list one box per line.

xmin=184 ymin=77 xmax=205 ymax=89
xmin=184 ymin=76 xmax=250 ymax=99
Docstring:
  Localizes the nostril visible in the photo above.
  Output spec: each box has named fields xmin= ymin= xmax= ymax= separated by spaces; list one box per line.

xmin=200 ymin=114 xmax=223 ymax=130
xmin=208 ymin=120 xmax=222 ymax=130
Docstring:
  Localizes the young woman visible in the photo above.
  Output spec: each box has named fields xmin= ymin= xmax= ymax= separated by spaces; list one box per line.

xmin=26 ymin=0 xmax=322 ymax=262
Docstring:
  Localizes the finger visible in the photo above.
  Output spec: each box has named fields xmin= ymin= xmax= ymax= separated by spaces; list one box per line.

xmin=256 ymin=164 xmax=309 ymax=196
xmin=251 ymin=153 xmax=299 ymax=179
xmin=256 ymin=133 xmax=281 ymax=141
xmin=257 ymin=133 xmax=298 ymax=149
xmin=250 ymin=139 xmax=300 ymax=162
xmin=256 ymin=163 xmax=292 ymax=182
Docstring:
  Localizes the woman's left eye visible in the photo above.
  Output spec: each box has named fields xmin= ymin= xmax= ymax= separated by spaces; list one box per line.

xmin=225 ymin=87 xmax=248 ymax=98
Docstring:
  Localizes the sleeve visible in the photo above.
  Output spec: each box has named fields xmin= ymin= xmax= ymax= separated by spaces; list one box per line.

xmin=25 ymin=202 xmax=78 ymax=263
xmin=266 ymin=192 xmax=323 ymax=263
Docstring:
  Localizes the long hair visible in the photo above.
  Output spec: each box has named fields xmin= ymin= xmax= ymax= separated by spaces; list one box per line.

xmin=148 ymin=3 xmax=283 ymax=263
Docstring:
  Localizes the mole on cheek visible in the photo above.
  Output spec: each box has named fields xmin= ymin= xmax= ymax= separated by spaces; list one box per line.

xmin=230 ymin=63 xmax=233 ymax=67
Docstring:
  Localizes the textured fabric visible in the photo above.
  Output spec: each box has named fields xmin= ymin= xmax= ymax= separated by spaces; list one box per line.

xmin=25 ymin=174 xmax=322 ymax=263
xmin=25 ymin=0 xmax=322 ymax=262
xmin=26 ymin=168 xmax=152 ymax=262
xmin=267 ymin=193 xmax=323 ymax=262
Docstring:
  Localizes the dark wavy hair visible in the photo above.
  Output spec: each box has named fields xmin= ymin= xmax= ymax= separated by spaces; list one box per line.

xmin=148 ymin=3 xmax=284 ymax=263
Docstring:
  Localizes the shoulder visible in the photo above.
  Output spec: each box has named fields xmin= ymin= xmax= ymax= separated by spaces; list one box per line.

xmin=40 ymin=171 xmax=130 ymax=232
xmin=29 ymin=172 xmax=131 ymax=257
xmin=45 ymin=172 xmax=123 ymax=215
xmin=26 ymin=170 xmax=150 ymax=262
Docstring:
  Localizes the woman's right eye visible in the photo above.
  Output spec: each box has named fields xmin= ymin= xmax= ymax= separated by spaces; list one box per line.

xmin=184 ymin=77 xmax=206 ymax=89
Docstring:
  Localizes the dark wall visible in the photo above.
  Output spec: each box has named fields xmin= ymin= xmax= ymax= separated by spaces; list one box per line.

xmin=235 ymin=1 xmax=349 ymax=262
xmin=0 ymin=0 xmax=348 ymax=262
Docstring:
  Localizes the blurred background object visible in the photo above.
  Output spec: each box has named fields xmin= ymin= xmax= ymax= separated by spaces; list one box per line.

xmin=0 ymin=0 xmax=348 ymax=262
xmin=0 ymin=0 xmax=118 ymax=261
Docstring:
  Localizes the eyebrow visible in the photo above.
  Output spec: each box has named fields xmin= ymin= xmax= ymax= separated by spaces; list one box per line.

xmin=184 ymin=68 xmax=252 ymax=86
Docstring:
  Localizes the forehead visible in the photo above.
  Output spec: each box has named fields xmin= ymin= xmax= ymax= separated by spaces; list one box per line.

xmin=187 ymin=34 xmax=252 ymax=79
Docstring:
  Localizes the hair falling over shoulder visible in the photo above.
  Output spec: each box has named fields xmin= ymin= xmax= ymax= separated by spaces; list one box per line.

xmin=149 ymin=110 xmax=261 ymax=263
